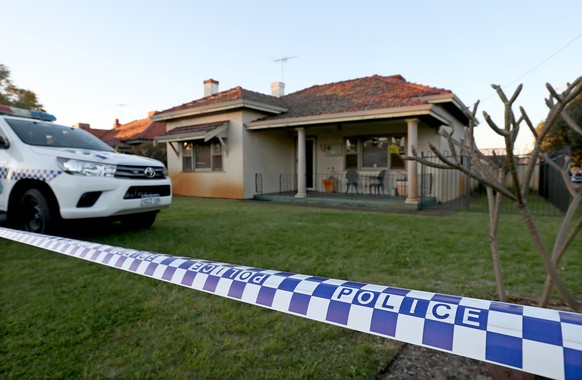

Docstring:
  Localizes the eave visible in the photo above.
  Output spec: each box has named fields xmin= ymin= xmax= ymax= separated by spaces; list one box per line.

xmin=422 ymin=93 xmax=473 ymax=125
xmin=246 ymin=104 xmax=450 ymax=130
xmin=152 ymin=99 xmax=288 ymax=122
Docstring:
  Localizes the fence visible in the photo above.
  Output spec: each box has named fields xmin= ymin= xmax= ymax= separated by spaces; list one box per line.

xmin=538 ymin=151 xmax=570 ymax=214
xmin=418 ymin=153 xmax=569 ymax=216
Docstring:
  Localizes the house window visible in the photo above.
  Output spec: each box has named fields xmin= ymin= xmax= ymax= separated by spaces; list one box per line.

xmin=182 ymin=142 xmax=193 ymax=171
xmin=211 ymin=142 xmax=223 ymax=171
xmin=362 ymin=137 xmax=389 ymax=168
xmin=344 ymin=136 xmax=406 ymax=170
xmin=388 ymin=136 xmax=406 ymax=169
xmin=181 ymin=140 xmax=224 ymax=172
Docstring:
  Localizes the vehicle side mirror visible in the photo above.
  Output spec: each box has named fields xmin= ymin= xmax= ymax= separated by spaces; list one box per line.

xmin=0 ymin=136 xmax=9 ymax=149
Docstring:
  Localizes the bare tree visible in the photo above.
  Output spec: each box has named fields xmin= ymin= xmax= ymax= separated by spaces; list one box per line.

xmin=407 ymin=77 xmax=582 ymax=312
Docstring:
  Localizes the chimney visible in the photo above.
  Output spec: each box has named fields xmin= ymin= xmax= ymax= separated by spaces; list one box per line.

xmin=271 ymin=82 xmax=285 ymax=97
xmin=204 ymin=79 xmax=219 ymax=97
xmin=73 ymin=122 xmax=90 ymax=130
xmin=114 ymin=119 xmax=121 ymax=128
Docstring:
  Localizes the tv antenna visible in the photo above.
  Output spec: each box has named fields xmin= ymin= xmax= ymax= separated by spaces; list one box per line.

xmin=273 ymin=55 xmax=298 ymax=82
xmin=110 ymin=103 xmax=128 ymax=123
xmin=111 ymin=103 xmax=128 ymax=112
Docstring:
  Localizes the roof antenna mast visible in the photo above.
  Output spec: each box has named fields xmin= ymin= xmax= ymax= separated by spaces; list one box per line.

xmin=273 ymin=56 xmax=298 ymax=82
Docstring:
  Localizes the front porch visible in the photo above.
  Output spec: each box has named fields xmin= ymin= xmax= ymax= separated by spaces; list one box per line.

xmin=253 ymin=171 xmax=436 ymax=212
xmin=288 ymin=119 xmax=422 ymax=204
xmin=253 ymin=191 xmax=418 ymax=212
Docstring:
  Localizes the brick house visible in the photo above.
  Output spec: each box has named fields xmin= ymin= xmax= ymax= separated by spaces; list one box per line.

xmin=152 ymin=75 xmax=471 ymax=204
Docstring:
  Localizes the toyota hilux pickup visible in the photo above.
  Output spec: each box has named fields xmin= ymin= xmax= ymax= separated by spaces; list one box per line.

xmin=0 ymin=105 xmax=172 ymax=234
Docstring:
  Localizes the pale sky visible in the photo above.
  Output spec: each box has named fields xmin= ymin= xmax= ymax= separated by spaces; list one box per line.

xmin=3 ymin=0 xmax=581 ymax=152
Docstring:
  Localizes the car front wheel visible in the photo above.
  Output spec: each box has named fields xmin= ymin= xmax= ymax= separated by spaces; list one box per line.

xmin=16 ymin=188 xmax=58 ymax=234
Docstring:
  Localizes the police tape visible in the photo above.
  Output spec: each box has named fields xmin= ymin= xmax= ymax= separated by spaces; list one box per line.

xmin=1 ymin=226 xmax=581 ymax=379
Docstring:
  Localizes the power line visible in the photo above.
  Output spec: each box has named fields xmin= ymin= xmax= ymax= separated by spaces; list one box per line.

xmin=481 ymin=32 xmax=582 ymax=101
xmin=504 ymin=32 xmax=581 ymax=89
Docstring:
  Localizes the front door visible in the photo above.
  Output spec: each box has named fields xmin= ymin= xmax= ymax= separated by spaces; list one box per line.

xmin=306 ymin=139 xmax=314 ymax=189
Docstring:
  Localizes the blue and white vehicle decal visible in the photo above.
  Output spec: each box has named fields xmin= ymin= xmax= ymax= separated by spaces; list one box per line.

xmin=0 ymin=166 xmax=62 ymax=182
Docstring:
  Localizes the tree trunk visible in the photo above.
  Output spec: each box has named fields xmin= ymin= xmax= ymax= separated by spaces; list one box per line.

xmin=539 ymin=193 xmax=582 ymax=307
xmin=517 ymin=203 xmax=580 ymax=312
xmin=487 ymin=187 xmax=506 ymax=301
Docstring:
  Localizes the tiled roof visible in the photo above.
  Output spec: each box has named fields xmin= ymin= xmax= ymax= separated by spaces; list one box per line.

xmin=265 ymin=74 xmax=451 ymax=120
xmin=83 ymin=116 xmax=166 ymax=147
xmin=86 ymin=128 xmax=109 ymax=139
xmin=155 ymin=87 xmax=286 ymax=115
xmin=131 ymin=120 xmax=167 ymax=140
xmin=153 ymin=75 xmax=453 ymax=123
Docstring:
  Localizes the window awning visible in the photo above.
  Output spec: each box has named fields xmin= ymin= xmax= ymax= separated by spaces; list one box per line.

xmin=154 ymin=121 xmax=229 ymax=156
xmin=154 ymin=121 xmax=228 ymax=143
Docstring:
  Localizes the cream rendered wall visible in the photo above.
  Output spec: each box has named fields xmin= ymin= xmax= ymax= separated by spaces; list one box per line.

xmin=310 ymin=125 xmax=345 ymax=178
xmin=242 ymin=111 xmax=295 ymax=198
xmin=416 ymin=108 xmax=469 ymax=202
xmin=164 ymin=111 xmax=246 ymax=199
xmin=417 ymin=127 xmax=439 ymax=156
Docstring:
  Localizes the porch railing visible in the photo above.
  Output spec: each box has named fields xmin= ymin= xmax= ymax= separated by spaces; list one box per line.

xmin=275 ymin=172 xmax=408 ymax=197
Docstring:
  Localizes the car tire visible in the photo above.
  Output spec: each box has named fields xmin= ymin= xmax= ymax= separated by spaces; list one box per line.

xmin=16 ymin=188 xmax=59 ymax=234
xmin=119 ymin=211 xmax=158 ymax=230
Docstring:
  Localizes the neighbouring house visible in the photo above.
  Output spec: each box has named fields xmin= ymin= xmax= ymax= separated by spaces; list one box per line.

xmin=152 ymin=75 xmax=472 ymax=204
xmin=80 ymin=111 xmax=167 ymax=153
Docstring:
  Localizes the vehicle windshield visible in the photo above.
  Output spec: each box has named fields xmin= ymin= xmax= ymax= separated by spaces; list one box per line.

xmin=5 ymin=118 xmax=114 ymax=152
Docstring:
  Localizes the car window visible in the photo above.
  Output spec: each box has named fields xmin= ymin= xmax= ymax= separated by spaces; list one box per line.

xmin=5 ymin=118 xmax=114 ymax=152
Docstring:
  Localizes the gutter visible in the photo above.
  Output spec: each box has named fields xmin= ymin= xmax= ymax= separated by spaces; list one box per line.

xmin=246 ymin=104 xmax=450 ymax=130
xmin=422 ymin=93 xmax=474 ymax=124
xmin=152 ymin=99 xmax=287 ymax=121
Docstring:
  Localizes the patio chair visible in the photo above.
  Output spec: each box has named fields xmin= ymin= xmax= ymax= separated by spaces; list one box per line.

xmin=345 ymin=169 xmax=359 ymax=194
xmin=369 ymin=170 xmax=386 ymax=194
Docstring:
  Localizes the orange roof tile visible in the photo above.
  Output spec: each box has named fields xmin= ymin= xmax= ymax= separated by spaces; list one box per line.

xmin=154 ymin=74 xmax=453 ymax=122
xmin=155 ymin=87 xmax=286 ymax=115
xmin=83 ymin=116 xmax=166 ymax=147
xmin=267 ymin=74 xmax=451 ymax=120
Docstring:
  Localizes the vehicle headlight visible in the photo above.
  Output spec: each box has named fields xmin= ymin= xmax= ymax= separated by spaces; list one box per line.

xmin=57 ymin=157 xmax=117 ymax=177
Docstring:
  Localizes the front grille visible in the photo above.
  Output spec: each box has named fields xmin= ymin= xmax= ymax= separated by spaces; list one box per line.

xmin=124 ymin=185 xmax=171 ymax=200
xmin=115 ymin=164 xmax=166 ymax=179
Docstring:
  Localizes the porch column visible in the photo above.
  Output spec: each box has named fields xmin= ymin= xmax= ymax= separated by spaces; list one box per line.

xmin=295 ymin=127 xmax=307 ymax=198
xmin=405 ymin=118 xmax=419 ymax=204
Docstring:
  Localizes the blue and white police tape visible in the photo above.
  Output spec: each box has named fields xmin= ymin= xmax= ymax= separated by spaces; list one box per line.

xmin=1 ymin=226 xmax=581 ymax=380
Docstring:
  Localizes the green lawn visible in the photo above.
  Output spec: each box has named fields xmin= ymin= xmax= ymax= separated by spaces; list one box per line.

xmin=1 ymin=197 xmax=580 ymax=379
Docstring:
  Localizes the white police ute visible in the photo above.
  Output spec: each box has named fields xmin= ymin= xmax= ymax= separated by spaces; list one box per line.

xmin=0 ymin=105 xmax=172 ymax=234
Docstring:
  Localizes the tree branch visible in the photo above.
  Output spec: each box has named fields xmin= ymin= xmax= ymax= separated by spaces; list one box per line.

xmin=520 ymin=106 xmax=538 ymax=139
xmin=483 ymin=111 xmax=508 ymax=137
xmin=523 ymin=77 xmax=582 ymax=196
xmin=561 ymin=108 xmax=582 ymax=135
